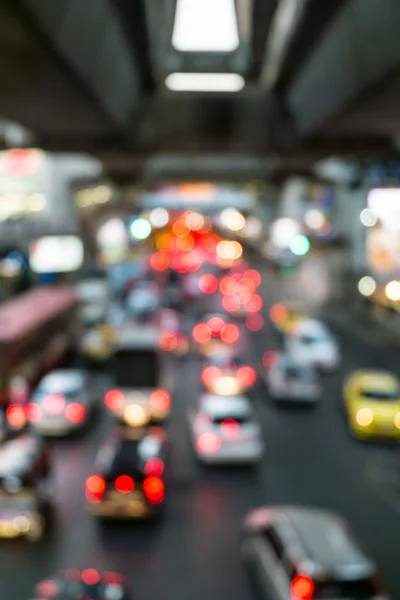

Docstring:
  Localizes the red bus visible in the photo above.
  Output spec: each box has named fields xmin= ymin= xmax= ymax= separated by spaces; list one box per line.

xmin=0 ymin=286 xmax=79 ymax=406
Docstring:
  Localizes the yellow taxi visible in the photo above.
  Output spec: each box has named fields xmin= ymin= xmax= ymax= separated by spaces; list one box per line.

xmin=80 ymin=324 xmax=117 ymax=361
xmin=343 ymin=370 xmax=400 ymax=438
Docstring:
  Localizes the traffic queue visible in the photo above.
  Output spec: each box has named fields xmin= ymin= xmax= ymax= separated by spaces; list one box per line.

xmin=0 ymin=210 xmax=395 ymax=600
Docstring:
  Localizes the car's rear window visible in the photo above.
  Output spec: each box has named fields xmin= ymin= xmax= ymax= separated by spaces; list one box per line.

xmin=314 ymin=576 xmax=378 ymax=598
xmin=361 ymin=389 xmax=400 ymax=401
xmin=212 ymin=414 xmax=250 ymax=425
xmin=285 ymin=366 xmax=314 ymax=381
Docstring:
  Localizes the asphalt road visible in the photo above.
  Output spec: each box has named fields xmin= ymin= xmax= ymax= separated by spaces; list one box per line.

xmin=2 ymin=259 xmax=400 ymax=600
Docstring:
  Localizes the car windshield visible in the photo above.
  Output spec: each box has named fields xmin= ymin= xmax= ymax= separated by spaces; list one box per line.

xmin=285 ymin=366 xmax=314 ymax=381
xmin=361 ymin=388 xmax=400 ymax=401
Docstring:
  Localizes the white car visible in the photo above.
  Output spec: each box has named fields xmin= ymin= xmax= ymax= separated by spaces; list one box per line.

xmin=28 ymin=370 xmax=97 ymax=436
xmin=285 ymin=319 xmax=340 ymax=371
xmin=126 ymin=282 xmax=160 ymax=317
xmin=189 ymin=394 xmax=263 ymax=465
xmin=265 ymin=352 xmax=321 ymax=403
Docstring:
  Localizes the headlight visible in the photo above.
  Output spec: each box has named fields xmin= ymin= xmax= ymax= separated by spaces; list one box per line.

xmin=124 ymin=404 xmax=149 ymax=427
xmin=394 ymin=412 xmax=400 ymax=429
xmin=355 ymin=407 xmax=374 ymax=426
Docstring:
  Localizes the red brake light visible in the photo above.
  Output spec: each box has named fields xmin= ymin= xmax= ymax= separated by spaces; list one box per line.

xmin=150 ymin=389 xmax=171 ymax=411
xmin=192 ymin=323 xmax=212 ymax=344
xmin=236 ymin=366 xmax=256 ymax=387
xmin=143 ymin=476 xmax=165 ymax=504
xmin=159 ymin=332 xmax=178 ymax=351
xmin=262 ymin=351 xmax=279 ymax=368
xmin=222 ymin=295 xmax=241 ymax=313
xmin=244 ymin=269 xmax=261 ymax=287
xmin=144 ymin=457 xmax=165 ymax=476
xmin=103 ymin=572 xmax=124 ymax=586
xmin=220 ymin=323 xmax=240 ymax=344
xmin=35 ymin=579 xmax=59 ymax=598
xmin=150 ymin=252 xmax=169 ymax=271
xmin=245 ymin=294 xmax=263 ymax=313
xmin=238 ymin=277 xmax=256 ymax=296
xmin=246 ymin=313 xmax=264 ymax=331
xmin=43 ymin=394 xmax=65 ymax=415
xmin=220 ymin=276 xmax=238 ymax=295
xmin=220 ymin=418 xmax=240 ymax=438
xmin=104 ymin=389 xmax=124 ymax=411
xmin=65 ymin=402 xmax=85 ymax=423
xmin=25 ymin=402 xmax=42 ymax=423
xmin=208 ymin=316 xmax=225 ymax=335
xmin=64 ymin=569 xmax=81 ymax=583
xmin=198 ymin=274 xmax=218 ymax=294
xmin=81 ymin=569 xmax=100 ymax=586
xmin=115 ymin=475 xmax=135 ymax=494
xmin=86 ymin=475 xmax=106 ymax=503
xmin=291 ymin=575 xmax=314 ymax=600
xmin=6 ymin=405 xmax=26 ymax=429
xmin=201 ymin=366 xmax=221 ymax=387
xmin=196 ymin=432 xmax=222 ymax=454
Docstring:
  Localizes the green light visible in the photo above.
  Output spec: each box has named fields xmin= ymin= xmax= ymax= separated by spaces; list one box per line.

xmin=130 ymin=218 xmax=152 ymax=240
xmin=290 ymin=234 xmax=310 ymax=256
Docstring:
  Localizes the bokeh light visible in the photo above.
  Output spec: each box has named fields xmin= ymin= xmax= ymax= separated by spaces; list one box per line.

xmin=130 ymin=218 xmax=152 ymax=240
xmin=358 ymin=275 xmax=376 ymax=297
xmin=290 ymin=235 xmax=310 ymax=256
xmin=217 ymin=240 xmax=243 ymax=260
xmin=220 ymin=208 xmax=245 ymax=232
xmin=198 ymin=274 xmax=218 ymax=294
xmin=149 ymin=207 xmax=169 ymax=228
xmin=185 ymin=211 xmax=204 ymax=231
xmin=150 ymin=252 xmax=169 ymax=271
xmin=269 ymin=303 xmax=287 ymax=323
xmin=244 ymin=294 xmax=263 ymax=313
xmin=220 ymin=276 xmax=238 ymax=295
xmin=246 ymin=313 xmax=264 ymax=331
xmin=304 ymin=209 xmax=326 ymax=230
xmin=385 ymin=280 xmax=400 ymax=301
xmin=360 ymin=208 xmax=378 ymax=227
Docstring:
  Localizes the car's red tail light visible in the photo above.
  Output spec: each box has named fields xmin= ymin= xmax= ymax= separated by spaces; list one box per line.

xmin=81 ymin=569 xmax=100 ymax=586
xmin=43 ymin=394 xmax=65 ymax=415
xmin=25 ymin=402 xmax=42 ymax=423
xmin=103 ymin=572 xmax=124 ymax=586
xmin=86 ymin=475 xmax=106 ymax=503
xmin=236 ymin=366 xmax=256 ymax=387
xmin=220 ymin=418 xmax=240 ymax=438
xmin=65 ymin=402 xmax=85 ymax=423
xmin=244 ymin=269 xmax=262 ymax=287
xmin=237 ymin=277 xmax=256 ymax=296
xmin=6 ymin=405 xmax=26 ymax=429
xmin=150 ymin=389 xmax=171 ymax=411
xmin=220 ymin=276 xmax=238 ymax=295
xmin=222 ymin=295 xmax=241 ymax=313
xmin=198 ymin=274 xmax=218 ymax=294
xmin=291 ymin=575 xmax=314 ymax=600
xmin=246 ymin=314 xmax=264 ymax=331
xmin=201 ymin=366 xmax=221 ymax=387
xmin=207 ymin=316 xmax=225 ymax=335
xmin=245 ymin=294 xmax=263 ymax=313
xmin=144 ymin=457 xmax=165 ymax=476
xmin=104 ymin=389 xmax=124 ymax=411
xmin=220 ymin=323 xmax=240 ymax=344
xmin=35 ymin=579 xmax=60 ymax=598
xmin=262 ymin=351 xmax=279 ymax=368
xmin=159 ymin=332 xmax=178 ymax=351
xmin=269 ymin=303 xmax=287 ymax=323
xmin=64 ymin=568 xmax=81 ymax=583
xmin=192 ymin=323 xmax=212 ymax=344
xmin=143 ymin=476 xmax=165 ymax=504
xmin=115 ymin=475 xmax=135 ymax=493
xmin=196 ymin=432 xmax=222 ymax=454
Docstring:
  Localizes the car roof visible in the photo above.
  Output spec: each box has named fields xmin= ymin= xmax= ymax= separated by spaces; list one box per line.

xmin=273 ymin=506 xmax=373 ymax=574
xmin=0 ymin=435 xmax=43 ymax=477
xmin=200 ymin=394 xmax=251 ymax=417
xmin=38 ymin=370 xmax=86 ymax=390
xmin=96 ymin=429 xmax=165 ymax=476
xmin=348 ymin=370 xmax=398 ymax=390
xmin=115 ymin=326 xmax=159 ymax=349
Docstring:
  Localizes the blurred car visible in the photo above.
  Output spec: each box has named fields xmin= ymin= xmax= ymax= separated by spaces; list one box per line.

xmin=0 ymin=434 xmax=52 ymax=541
xmin=76 ymin=278 xmax=110 ymax=327
xmin=28 ymin=370 xmax=97 ymax=436
xmin=269 ymin=300 xmax=308 ymax=335
xmin=86 ymin=426 xmax=168 ymax=519
xmin=189 ymin=394 xmax=263 ymax=465
xmin=80 ymin=323 xmax=117 ymax=362
xmin=285 ymin=318 xmax=340 ymax=371
xmin=201 ymin=355 xmax=257 ymax=396
xmin=105 ymin=327 xmax=172 ymax=427
xmin=158 ymin=309 xmax=190 ymax=356
xmin=33 ymin=569 xmax=130 ymax=600
xmin=126 ymin=281 xmax=160 ymax=319
xmin=344 ymin=370 xmax=400 ymax=439
xmin=264 ymin=352 xmax=321 ymax=403
xmin=192 ymin=314 xmax=240 ymax=359
xmin=241 ymin=505 xmax=388 ymax=600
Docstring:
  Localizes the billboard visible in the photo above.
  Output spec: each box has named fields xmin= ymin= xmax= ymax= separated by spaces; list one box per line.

xmin=366 ymin=188 xmax=400 ymax=277
xmin=29 ymin=236 xmax=84 ymax=273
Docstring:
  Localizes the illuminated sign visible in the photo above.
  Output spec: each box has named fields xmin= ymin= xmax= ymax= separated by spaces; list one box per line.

xmin=0 ymin=149 xmax=41 ymax=177
xmin=366 ymin=188 xmax=400 ymax=276
xmin=29 ymin=236 xmax=84 ymax=273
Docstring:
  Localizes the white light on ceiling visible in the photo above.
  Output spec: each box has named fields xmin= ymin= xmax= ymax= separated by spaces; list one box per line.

xmin=165 ymin=73 xmax=245 ymax=93
xmin=172 ymin=0 xmax=239 ymax=52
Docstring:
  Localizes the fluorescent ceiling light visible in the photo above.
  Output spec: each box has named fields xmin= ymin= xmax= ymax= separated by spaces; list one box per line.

xmin=165 ymin=73 xmax=245 ymax=92
xmin=172 ymin=0 xmax=239 ymax=52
